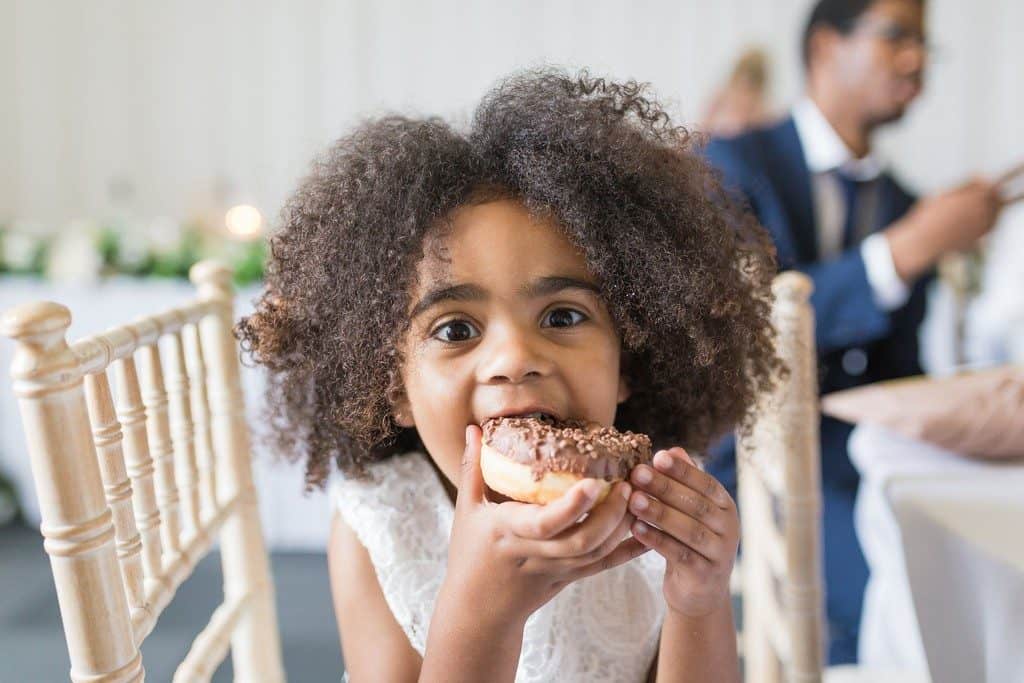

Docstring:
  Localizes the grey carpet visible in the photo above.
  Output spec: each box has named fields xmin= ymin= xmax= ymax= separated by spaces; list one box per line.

xmin=0 ymin=521 xmax=343 ymax=682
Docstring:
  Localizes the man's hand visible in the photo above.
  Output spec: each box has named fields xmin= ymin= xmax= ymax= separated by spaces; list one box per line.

xmin=887 ymin=178 xmax=1002 ymax=282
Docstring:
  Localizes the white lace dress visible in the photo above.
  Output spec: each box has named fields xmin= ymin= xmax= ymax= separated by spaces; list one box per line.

xmin=331 ymin=452 xmax=667 ymax=683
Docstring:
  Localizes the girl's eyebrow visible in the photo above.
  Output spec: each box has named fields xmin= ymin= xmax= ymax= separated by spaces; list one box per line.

xmin=410 ymin=283 xmax=486 ymax=319
xmin=410 ymin=276 xmax=600 ymax=319
xmin=520 ymin=276 xmax=601 ymax=299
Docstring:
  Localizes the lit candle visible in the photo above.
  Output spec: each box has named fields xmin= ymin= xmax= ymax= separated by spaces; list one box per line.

xmin=225 ymin=204 xmax=263 ymax=239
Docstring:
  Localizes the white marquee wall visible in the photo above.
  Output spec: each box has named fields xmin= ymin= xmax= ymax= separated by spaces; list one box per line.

xmin=3 ymin=0 xmax=1022 ymax=228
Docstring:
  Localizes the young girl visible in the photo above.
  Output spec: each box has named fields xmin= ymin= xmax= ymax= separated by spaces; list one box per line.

xmin=238 ymin=69 xmax=778 ymax=682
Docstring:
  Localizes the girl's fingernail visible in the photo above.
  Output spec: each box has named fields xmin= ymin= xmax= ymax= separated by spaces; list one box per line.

xmin=654 ymin=451 xmax=672 ymax=469
xmin=620 ymin=482 xmax=632 ymax=500
xmin=632 ymin=494 xmax=648 ymax=511
xmin=634 ymin=467 xmax=652 ymax=484
xmin=634 ymin=521 xmax=648 ymax=536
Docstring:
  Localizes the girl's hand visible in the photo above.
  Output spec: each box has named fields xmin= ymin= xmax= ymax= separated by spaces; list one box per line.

xmin=628 ymin=447 xmax=739 ymax=618
xmin=441 ymin=425 xmax=649 ymax=626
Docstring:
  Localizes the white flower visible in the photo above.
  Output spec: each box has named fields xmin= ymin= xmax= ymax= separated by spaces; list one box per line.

xmin=118 ymin=229 xmax=150 ymax=269
xmin=147 ymin=216 xmax=183 ymax=254
xmin=46 ymin=221 xmax=102 ymax=283
xmin=2 ymin=231 xmax=42 ymax=270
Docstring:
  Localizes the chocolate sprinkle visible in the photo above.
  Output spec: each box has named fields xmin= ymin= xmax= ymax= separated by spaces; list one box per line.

xmin=482 ymin=417 xmax=653 ymax=481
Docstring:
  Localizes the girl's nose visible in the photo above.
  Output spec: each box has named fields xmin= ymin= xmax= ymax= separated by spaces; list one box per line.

xmin=477 ymin=326 xmax=555 ymax=384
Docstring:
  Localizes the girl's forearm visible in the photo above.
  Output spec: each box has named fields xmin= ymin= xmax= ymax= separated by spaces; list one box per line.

xmin=654 ymin=599 xmax=740 ymax=683
xmin=419 ymin=582 xmax=527 ymax=683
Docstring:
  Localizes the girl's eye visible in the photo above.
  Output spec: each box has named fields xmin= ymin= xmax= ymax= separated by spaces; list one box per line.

xmin=542 ymin=308 xmax=588 ymax=329
xmin=431 ymin=320 xmax=480 ymax=343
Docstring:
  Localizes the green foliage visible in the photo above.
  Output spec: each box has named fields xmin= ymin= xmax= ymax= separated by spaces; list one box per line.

xmin=1 ymin=222 xmax=265 ymax=282
xmin=232 ymin=239 xmax=267 ymax=286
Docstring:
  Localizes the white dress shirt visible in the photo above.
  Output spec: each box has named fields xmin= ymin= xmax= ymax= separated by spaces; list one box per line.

xmin=791 ymin=98 xmax=911 ymax=311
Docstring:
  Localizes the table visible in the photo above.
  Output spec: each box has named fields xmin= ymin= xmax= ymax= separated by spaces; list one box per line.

xmin=849 ymin=424 xmax=1024 ymax=683
xmin=1 ymin=276 xmax=332 ymax=551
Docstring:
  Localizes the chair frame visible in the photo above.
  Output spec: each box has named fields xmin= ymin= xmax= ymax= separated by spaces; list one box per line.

xmin=1 ymin=261 xmax=284 ymax=682
xmin=736 ymin=271 xmax=825 ymax=683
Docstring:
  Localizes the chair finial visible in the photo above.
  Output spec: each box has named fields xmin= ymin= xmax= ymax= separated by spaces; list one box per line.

xmin=0 ymin=301 xmax=72 ymax=344
xmin=771 ymin=271 xmax=814 ymax=303
xmin=189 ymin=260 xmax=234 ymax=301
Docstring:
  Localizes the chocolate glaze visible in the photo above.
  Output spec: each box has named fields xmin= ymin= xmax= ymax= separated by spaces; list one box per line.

xmin=481 ymin=417 xmax=652 ymax=481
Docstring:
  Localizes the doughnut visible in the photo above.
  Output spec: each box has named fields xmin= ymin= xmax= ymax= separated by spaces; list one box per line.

xmin=480 ymin=416 xmax=653 ymax=505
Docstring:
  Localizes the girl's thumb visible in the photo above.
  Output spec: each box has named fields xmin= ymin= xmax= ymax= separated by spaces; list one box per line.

xmin=456 ymin=424 xmax=484 ymax=510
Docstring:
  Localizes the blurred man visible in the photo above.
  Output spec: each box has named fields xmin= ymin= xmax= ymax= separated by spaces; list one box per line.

xmin=704 ymin=0 xmax=1003 ymax=665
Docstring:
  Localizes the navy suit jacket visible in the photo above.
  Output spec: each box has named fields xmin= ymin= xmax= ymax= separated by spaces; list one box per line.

xmin=705 ymin=116 xmax=931 ymax=491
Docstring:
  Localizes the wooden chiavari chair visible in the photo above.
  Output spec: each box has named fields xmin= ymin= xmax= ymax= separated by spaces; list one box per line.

xmin=1 ymin=261 xmax=284 ymax=682
xmin=736 ymin=271 xmax=825 ymax=683
xmin=735 ymin=272 xmax=929 ymax=683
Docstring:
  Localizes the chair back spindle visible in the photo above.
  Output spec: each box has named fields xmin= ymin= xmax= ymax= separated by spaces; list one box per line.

xmin=82 ymin=369 xmax=147 ymax=617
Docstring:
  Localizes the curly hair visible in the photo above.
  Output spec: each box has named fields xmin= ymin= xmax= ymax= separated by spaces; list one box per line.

xmin=237 ymin=68 xmax=779 ymax=490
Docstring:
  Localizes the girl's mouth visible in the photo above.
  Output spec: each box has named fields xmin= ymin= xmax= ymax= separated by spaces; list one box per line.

xmin=484 ymin=408 xmax=565 ymax=425
xmin=517 ymin=411 xmax=557 ymax=424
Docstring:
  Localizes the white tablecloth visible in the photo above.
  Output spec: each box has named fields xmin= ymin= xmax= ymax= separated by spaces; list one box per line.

xmin=850 ymin=424 xmax=1024 ymax=683
xmin=1 ymin=277 xmax=332 ymax=551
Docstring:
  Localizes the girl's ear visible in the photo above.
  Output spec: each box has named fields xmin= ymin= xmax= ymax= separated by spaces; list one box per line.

xmin=387 ymin=385 xmax=416 ymax=428
xmin=617 ymin=373 xmax=631 ymax=404
xmin=617 ymin=353 xmax=632 ymax=404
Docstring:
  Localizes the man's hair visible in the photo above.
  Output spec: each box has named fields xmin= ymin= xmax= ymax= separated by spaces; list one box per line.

xmin=801 ymin=0 xmax=924 ymax=67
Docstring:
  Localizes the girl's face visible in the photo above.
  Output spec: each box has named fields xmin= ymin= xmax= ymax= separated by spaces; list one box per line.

xmin=395 ymin=199 xmax=629 ymax=488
